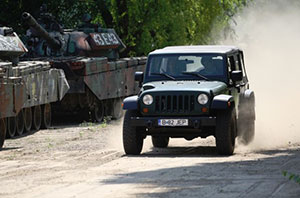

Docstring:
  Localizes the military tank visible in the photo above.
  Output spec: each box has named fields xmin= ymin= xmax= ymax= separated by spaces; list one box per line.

xmin=0 ymin=26 xmax=69 ymax=149
xmin=21 ymin=11 xmax=146 ymax=122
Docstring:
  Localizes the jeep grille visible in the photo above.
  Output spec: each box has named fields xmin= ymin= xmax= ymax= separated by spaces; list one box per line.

xmin=154 ymin=95 xmax=195 ymax=113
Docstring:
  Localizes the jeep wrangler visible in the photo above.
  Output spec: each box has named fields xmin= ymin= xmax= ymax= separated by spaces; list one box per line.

xmin=122 ymin=45 xmax=255 ymax=155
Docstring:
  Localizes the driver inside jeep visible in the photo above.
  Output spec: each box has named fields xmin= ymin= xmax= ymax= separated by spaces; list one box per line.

xmin=198 ymin=56 xmax=223 ymax=76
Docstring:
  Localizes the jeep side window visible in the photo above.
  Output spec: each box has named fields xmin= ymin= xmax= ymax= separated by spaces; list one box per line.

xmin=238 ymin=52 xmax=248 ymax=79
xmin=228 ymin=56 xmax=235 ymax=72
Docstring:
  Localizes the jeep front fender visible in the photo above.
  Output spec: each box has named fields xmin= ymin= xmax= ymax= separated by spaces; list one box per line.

xmin=123 ymin=95 xmax=139 ymax=110
xmin=211 ymin=94 xmax=234 ymax=110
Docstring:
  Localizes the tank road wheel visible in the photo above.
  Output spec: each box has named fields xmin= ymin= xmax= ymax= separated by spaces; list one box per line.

xmin=16 ymin=110 xmax=25 ymax=136
xmin=112 ymin=98 xmax=124 ymax=120
xmin=80 ymin=108 xmax=91 ymax=122
xmin=24 ymin=107 xmax=32 ymax=132
xmin=215 ymin=108 xmax=237 ymax=155
xmin=32 ymin=105 xmax=42 ymax=131
xmin=41 ymin=104 xmax=52 ymax=129
xmin=92 ymin=101 xmax=104 ymax=123
xmin=152 ymin=136 xmax=169 ymax=148
xmin=123 ymin=110 xmax=143 ymax=155
xmin=6 ymin=117 xmax=16 ymax=138
xmin=0 ymin=118 xmax=7 ymax=149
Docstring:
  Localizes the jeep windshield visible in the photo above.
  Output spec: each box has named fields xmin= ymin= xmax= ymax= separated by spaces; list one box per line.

xmin=145 ymin=54 xmax=227 ymax=83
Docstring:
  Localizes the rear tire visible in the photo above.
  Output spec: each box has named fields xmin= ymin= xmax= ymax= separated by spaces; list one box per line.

xmin=0 ymin=118 xmax=6 ymax=149
xmin=215 ymin=108 xmax=237 ymax=155
xmin=152 ymin=136 xmax=169 ymax=148
xmin=123 ymin=110 xmax=143 ymax=155
xmin=238 ymin=99 xmax=255 ymax=145
xmin=238 ymin=119 xmax=255 ymax=145
xmin=6 ymin=117 xmax=16 ymax=138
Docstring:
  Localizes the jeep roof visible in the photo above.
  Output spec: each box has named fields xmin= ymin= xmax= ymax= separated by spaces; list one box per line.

xmin=149 ymin=45 xmax=240 ymax=55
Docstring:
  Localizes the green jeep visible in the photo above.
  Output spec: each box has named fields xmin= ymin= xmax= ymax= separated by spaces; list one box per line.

xmin=122 ymin=45 xmax=255 ymax=155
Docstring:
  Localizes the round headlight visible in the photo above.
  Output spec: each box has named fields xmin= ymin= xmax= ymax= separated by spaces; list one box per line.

xmin=143 ymin=94 xmax=153 ymax=105
xmin=198 ymin=94 xmax=208 ymax=105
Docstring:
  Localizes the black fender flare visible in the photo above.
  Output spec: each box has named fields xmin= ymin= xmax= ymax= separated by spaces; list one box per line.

xmin=211 ymin=94 xmax=234 ymax=110
xmin=123 ymin=95 xmax=139 ymax=110
xmin=244 ymin=89 xmax=255 ymax=103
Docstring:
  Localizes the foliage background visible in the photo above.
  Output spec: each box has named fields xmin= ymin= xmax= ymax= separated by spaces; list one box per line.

xmin=0 ymin=0 xmax=248 ymax=56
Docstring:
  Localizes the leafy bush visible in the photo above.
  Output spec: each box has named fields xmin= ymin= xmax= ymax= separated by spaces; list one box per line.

xmin=283 ymin=171 xmax=300 ymax=185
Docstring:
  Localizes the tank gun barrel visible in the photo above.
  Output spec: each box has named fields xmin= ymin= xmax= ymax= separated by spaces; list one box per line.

xmin=22 ymin=12 xmax=61 ymax=50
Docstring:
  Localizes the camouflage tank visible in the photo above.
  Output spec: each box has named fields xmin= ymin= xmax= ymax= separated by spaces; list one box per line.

xmin=0 ymin=27 xmax=69 ymax=149
xmin=21 ymin=10 xmax=146 ymax=122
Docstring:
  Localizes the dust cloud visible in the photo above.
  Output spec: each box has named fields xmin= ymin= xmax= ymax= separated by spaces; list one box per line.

xmin=221 ymin=0 xmax=300 ymax=149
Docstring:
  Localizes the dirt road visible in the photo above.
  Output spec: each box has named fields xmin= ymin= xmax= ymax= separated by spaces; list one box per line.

xmin=0 ymin=119 xmax=299 ymax=198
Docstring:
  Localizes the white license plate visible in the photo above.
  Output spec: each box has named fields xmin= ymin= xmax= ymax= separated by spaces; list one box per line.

xmin=158 ymin=119 xmax=188 ymax=126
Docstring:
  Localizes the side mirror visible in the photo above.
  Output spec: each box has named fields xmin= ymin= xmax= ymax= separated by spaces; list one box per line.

xmin=135 ymin=71 xmax=144 ymax=87
xmin=231 ymin=70 xmax=243 ymax=82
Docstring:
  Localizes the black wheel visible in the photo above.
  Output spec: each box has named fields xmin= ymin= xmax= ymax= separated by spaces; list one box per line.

xmin=238 ymin=119 xmax=255 ymax=145
xmin=6 ymin=117 xmax=16 ymax=138
xmin=215 ymin=108 xmax=237 ymax=155
xmin=152 ymin=136 xmax=169 ymax=148
xmin=238 ymin=98 xmax=255 ymax=145
xmin=32 ymin=105 xmax=42 ymax=131
xmin=112 ymin=98 xmax=124 ymax=120
xmin=0 ymin=118 xmax=7 ymax=149
xmin=41 ymin=104 xmax=51 ymax=129
xmin=16 ymin=110 xmax=24 ymax=136
xmin=92 ymin=101 xmax=104 ymax=123
xmin=24 ymin=107 xmax=32 ymax=132
xmin=123 ymin=110 xmax=143 ymax=155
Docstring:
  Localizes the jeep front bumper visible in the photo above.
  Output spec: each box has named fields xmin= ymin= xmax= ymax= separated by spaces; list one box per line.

xmin=130 ymin=116 xmax=216 ymax=128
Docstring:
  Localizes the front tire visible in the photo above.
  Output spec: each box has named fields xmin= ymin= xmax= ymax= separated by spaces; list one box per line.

xmin=215 ymin=108 xmax=237 ymax=155
xmin=123 ymin=110 xmax=143 ymax=155
xmin=152 ymin=136 xmax=169 ymax=148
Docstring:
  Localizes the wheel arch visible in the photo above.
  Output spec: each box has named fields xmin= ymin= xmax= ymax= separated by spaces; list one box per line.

xmin=123 ymin=95 xmax=139 ymax=110
xmin=211 ymin=94 xmax=235 ymax=110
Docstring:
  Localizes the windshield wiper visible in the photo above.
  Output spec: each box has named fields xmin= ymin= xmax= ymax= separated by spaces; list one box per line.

xmin=182 ymin=72 xmax=209 ymax=81
xmin=151 ymin=72 xmax=176 ymax=80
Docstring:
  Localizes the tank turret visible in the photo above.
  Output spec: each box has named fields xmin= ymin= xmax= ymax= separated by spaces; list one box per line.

xmin=0 ymin=27 xmax=27 ymax=65
xmin=22 ymin=12 xmax=126 ymax=60
xmin=20 ymin=10 xmax=146 ymax=124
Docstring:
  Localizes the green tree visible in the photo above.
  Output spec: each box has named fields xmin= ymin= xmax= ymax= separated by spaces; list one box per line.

xmin=0 ymin=0 xmax=249 ymax=56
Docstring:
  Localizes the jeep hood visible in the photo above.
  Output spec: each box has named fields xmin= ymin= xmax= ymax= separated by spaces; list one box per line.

xmin=142 ymin=80 xmax=227 ymax=95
